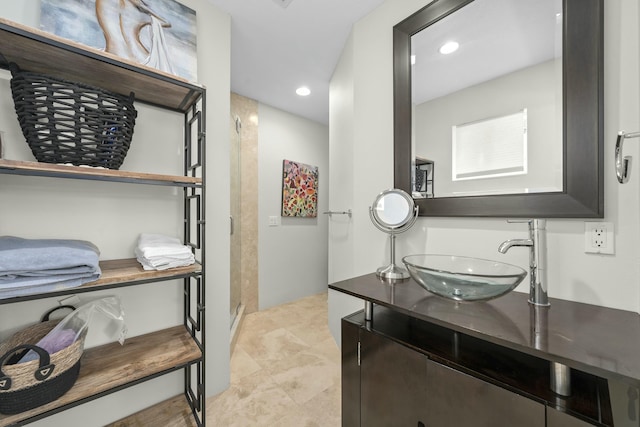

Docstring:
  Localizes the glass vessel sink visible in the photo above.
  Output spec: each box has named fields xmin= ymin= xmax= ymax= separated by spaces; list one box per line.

xmin=402 ymin=254 xmax=527 ymax=302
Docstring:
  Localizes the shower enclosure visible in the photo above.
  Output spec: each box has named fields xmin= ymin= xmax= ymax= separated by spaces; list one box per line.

xmin=230 ymin=116 xmax=242 ymax=327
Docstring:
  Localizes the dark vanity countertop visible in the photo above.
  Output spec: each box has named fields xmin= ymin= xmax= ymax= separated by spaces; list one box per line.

xmin=329 ymin=273 xmax=640 ymax=385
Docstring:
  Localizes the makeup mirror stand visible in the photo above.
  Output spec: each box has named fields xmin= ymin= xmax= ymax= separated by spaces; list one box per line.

xmin=369 ymin=189 xmax=419 ymax=281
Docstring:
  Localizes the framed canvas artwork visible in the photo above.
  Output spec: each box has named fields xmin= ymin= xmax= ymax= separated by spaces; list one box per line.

xmin=40 ymin=0 xmax=198 ymax=82
xmin=281 ymin=159 xmax=318 ymax=218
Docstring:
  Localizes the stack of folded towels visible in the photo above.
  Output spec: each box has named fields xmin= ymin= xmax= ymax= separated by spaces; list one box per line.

xmin=0 ymin=236 xmax=101 ymax=300
xmin=135 ymin=233 xmax=195 ymax=271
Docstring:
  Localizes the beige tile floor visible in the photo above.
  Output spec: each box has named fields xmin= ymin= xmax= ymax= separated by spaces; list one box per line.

xmin=206 ymin=292 xmax=341 ymax=426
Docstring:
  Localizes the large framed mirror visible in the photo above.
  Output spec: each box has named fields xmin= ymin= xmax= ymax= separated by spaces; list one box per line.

xmin=393 ymin=0 xmax=603 ymax=217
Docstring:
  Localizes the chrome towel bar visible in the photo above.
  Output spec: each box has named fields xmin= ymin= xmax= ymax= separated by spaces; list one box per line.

xmin=615 ymin=130 xmax=640 ymax=183
xmin=323 ymin=209 xmax=352 ymax=217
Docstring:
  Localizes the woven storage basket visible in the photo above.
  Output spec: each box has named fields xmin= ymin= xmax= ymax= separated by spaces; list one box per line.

xmin=0 ymin=314 xmax=86 ymax=415
xmin=9 ymin=62 xmax=137 ymax=170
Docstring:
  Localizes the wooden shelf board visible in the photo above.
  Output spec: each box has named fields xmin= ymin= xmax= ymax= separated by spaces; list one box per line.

xmin=96 ymin=259 xmax=201 ymax=286
xmin=0 ymin=259 xmax=201 ymax=305
xmin=106 ymin=394 xmax=198 ymax=427
xmin=0 ymin=18 xmax=204 ymax=112
xmin=0 ymin=160 xmax=202 ymax=187
xmin=0 ymin=326 xmax=201 ymax=426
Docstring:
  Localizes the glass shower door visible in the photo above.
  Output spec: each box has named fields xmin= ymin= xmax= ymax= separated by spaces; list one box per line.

xmin=230 ymin=116 xmax=242 ymax=326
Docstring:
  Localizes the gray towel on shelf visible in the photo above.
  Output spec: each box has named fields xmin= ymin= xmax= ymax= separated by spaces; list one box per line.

xmin=0 ymin=236 xmax=101 ymax=299
xmin=0 ymin=276 xmax=101 ymax=299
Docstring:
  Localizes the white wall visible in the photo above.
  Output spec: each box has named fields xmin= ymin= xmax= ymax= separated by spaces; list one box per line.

xmin=257 ymin=103 xmax=329 ymax=310
xmin=328 ymin=31 xmax=356 ymax=284
xmin=328 ymin=0 xmax=640 ymax=343
xmin=188 ymin=0 xmax=232 ymax=401
xmin=0 ymin=1 xmax=230 ymax=424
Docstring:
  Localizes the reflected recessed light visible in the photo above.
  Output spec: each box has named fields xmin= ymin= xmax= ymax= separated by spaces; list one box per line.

xmin=296 ymin=86 xmax=311 ymax=96
xmin=439 ymin=41 xmax=459 ymax=55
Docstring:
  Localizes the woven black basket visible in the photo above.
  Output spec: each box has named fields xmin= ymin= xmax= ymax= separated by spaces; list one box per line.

xmin=9 ymin=63 xmax=137 ymax=170
xmin=0 ymin=306 xmax=85 ymax=415
xmin=0 ymin=345 xmax=81 ymax=415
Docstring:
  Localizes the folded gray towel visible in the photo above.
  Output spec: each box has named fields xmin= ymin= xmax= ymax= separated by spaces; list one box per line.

xmin=0 ymin=236 xmax=100 ymax=274
xmin=0 ymin=275 xmax=101 ymax=299
xmin=0 ymin=236 xmax=101 ymax=299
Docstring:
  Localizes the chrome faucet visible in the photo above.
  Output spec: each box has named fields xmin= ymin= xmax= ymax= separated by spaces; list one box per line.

xmin=498 ymin=219 xmax=549 ymax=306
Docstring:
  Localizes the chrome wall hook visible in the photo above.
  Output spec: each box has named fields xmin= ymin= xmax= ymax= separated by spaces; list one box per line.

xmin=615 ymin=131 xmax=640 ymax=183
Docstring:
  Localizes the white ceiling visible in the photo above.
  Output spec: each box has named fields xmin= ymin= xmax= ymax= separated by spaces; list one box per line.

xmin=206 ymin=0 xmax=385 ymax=125
xmin=207 ymin=0 xmax=560 ymax=125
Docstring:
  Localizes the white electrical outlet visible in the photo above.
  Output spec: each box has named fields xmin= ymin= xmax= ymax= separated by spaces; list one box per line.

xmin=584 ymin=222 xmax=614 ymax=254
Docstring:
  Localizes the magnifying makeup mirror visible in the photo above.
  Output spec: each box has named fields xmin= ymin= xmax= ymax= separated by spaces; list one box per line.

xmin=369 ymin=189 xmax=419 ymax=280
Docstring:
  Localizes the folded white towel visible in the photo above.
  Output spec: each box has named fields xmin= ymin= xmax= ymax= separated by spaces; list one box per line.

xmin=136 ymin=256 xmax=195 ymax=271
xmin=135 ymin=233 xmax=195 ymax=271
xmin=136 ymin=233 xmax=193 ymax=258
xmin=135 ymin=249 xmax=193 ymax=264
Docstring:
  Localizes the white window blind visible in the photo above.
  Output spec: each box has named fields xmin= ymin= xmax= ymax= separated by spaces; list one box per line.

xmin=452 ymin=109 xmax=527 ymax=181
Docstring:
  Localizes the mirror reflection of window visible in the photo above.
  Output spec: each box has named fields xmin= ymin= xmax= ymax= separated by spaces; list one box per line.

xmin=452 ymin=109 xmax=527 ymax=182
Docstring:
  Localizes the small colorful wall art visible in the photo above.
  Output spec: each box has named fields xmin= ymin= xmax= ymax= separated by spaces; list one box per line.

xmin=281 ymin=159 xmax=319 ymax=218
xmin=40 ymin=0 xmax=198 ymax=82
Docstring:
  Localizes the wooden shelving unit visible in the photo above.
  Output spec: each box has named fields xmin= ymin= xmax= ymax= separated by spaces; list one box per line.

xmin=0 ymin=18 xmax=203 ymax=112
xmin=107 ymin=395 xmax=198 ymax=427
xmin=0 ymin=327 xmax=201 ymax=427
xmin=415 ymin=157 xmax=434 ymax=198
xmin=0 ymin=18 xmax=206 ymax=426
xmin=0 ymin=259 xmax=201 ymax=305
xmin=0 ymin=160 xmax=202 ymax=187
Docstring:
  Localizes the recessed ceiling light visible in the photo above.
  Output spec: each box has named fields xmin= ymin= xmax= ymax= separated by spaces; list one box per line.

xmin=296 ymin=86 xmax=311 ymax=96
xmin=439 ymin=41 xmax=459 ymax=55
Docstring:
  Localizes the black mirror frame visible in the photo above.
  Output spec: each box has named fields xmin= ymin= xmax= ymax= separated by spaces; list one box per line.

xmin=393 ymin=0 xmax=604 ymax=218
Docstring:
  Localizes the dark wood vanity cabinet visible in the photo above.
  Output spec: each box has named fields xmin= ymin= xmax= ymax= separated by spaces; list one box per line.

xmin=332 ymin=273 xmax=640 ymax=427
xmin=342 ymin=314 xmax=544 ymax=427
xmin=342 ymin=308 xmax=614 ymax=427
xmin=342 ymin=315 xmax=361 ymax=426
xmin=342 ymin=313 xmax=544 ymax=427
xmin=359 ymin=324 xmax=428 ymax=426
xmin=547 ymin=407 xmax=595 ymax=427
xmin=342 ymin=318 xmax=427 ymax=427
xmin=425 ymin=360 xmax=544 ymax=426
